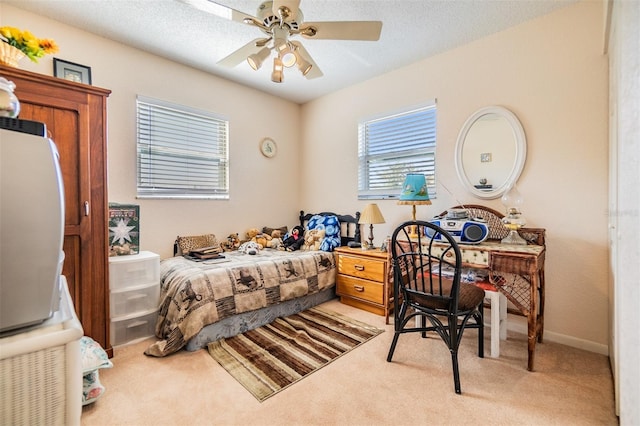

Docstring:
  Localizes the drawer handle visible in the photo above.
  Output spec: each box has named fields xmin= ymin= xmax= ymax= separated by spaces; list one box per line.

xmin=354 ymin=265 xmax=365 ymax=271
xmin=126 ymin=320 xmax=148 ymax=329
xmin=353 ymin=285 xmax=365 ymax=292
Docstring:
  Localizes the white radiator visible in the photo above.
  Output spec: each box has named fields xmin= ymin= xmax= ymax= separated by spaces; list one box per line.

xmin=0 ymin=277 xmax=83 ymax=426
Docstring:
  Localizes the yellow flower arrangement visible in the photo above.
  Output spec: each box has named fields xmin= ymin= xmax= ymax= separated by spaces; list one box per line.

xmin=0 ymin=26 xmax=59 ymax=63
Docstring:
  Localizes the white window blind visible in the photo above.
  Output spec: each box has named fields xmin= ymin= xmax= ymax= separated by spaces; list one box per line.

xmin=136 ymin=96 xmax=229 ymax=199
xmin=358 ymin=102 xmax=437 ymax=199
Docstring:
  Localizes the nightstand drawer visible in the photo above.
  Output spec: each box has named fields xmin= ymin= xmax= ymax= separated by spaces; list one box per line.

xmin=338 ymin=255 xmax=386 ymax=282
xmin=337 ymin=275 xmax=384 ymax=304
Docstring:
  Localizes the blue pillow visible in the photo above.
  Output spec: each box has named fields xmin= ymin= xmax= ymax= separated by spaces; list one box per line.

xmin=307 ymin=214 xmax=341 ymax=251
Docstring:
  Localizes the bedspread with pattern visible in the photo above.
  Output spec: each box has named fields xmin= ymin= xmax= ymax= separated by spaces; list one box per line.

xmin=144 ymin=249 xmax=336 ymax=356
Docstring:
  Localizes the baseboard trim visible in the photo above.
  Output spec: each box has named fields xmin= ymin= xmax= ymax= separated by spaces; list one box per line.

xmin=507 ymin=322 xmax=609 ymax=356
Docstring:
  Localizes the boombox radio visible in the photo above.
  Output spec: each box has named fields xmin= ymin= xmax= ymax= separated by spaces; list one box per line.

xmin=428 ymin=209 xmax=489 ymax=244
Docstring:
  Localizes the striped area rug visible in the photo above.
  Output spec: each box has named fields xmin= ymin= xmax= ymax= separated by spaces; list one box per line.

xmin=207 ymin=307 xmax=384 ymax=401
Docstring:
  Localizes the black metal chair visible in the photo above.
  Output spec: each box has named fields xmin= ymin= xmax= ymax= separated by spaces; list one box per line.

xmin=386 ymin=220 xmax=485 ymax=394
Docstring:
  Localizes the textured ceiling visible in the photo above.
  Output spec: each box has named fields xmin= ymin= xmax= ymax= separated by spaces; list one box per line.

xmin=5 ymin=0 xmax=576 ymax=104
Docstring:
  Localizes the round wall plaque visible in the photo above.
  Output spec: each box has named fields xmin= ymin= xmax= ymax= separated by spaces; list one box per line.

xmin=260 ymin=137 xmax=277 ymax=158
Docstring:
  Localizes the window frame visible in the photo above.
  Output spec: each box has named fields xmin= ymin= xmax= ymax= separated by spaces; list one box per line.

xmin=136 ymin=95 xmax=229 ymax=200
xmin=358 ymin=101 xmax=437 ymax=200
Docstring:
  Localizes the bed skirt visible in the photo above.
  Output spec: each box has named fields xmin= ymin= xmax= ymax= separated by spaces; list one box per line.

xmin=184 ymin=287 xmax=337 ymax=351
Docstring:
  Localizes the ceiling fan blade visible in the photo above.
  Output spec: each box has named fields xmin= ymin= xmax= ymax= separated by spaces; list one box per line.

xmin=272 ymin=0 xmax=301 ymax=22
xmin=290 ymin=41 xmax=322 ymax=79
xmin=217 ymin=39 xmax=263 ymax=67
xmin=300 ymin=21 xmax=383 ymax=41
xmin=179 ymin=0 xmax=255 ymax=24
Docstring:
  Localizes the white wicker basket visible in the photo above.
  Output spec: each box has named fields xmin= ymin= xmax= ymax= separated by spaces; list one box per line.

xmin=0 ymin=277 xmax=83 ymax=426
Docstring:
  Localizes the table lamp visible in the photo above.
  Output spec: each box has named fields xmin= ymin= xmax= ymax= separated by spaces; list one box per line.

xmin=501 ymin=184 xmax=527 ymax=245
xmin=359 ymin=203 xmax=385 ymax=249
xmin=397 ymin=173 xmax=431 ymax=238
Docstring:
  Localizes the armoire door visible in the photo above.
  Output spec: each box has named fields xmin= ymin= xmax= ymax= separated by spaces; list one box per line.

xmin=2 ymin=65 xmax=112 ymax=354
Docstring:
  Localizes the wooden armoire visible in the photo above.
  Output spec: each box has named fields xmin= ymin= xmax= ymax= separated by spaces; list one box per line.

xmin=1 ymin=65 xmax=112 ymax=355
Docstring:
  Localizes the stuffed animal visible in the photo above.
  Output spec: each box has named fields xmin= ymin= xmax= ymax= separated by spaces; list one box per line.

xmin=266 ymin=230 xmax=283 ymax=250
xmin=283 ymin=225 xmax=305 ymax=251
xmin=301 ymin=229 xmax=325 ymax=251
xmin=110 ymin=243 xmax=133 ymax=256
xmin=238 ymin=241 xmax=261 ymax=255
xmin=221 ymin=233 xmax=240 ymax=252
xmin=245 ymin=228 xmax=270 ymax=248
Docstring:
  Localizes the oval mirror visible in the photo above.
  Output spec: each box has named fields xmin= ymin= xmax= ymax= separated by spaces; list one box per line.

xmin=455 ymin=106 xmax=526 ymax=199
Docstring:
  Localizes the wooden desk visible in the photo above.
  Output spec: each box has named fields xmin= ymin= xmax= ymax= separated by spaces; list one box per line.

xmin=433 ymin=240 xmax=546 ymax=371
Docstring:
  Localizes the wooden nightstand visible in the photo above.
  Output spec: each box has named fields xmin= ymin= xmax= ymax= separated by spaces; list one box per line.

xmin=334 ymin=246 xmax=392 ymax=324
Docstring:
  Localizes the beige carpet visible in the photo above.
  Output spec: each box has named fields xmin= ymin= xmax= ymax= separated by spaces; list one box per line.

xmin=81 ymin=299 xmax=618 ymax=426
xmin=208 ymin=307 xmax=384 ymax=401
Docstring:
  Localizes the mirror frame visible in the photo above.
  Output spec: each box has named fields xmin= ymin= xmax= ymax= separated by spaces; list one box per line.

xmin=454 ymin=106 xmax=527 ymax=200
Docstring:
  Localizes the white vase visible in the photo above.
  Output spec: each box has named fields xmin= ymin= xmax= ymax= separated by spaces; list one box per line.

xmin=0 ymin=77 xmax=20 ymax=118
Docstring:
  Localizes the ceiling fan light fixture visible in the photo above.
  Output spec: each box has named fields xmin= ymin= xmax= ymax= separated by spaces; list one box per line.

xmin=271 ymin=57 xmax=284 ymax=83
xmin=273 ymin=35 xmax=296 ymax=68
xmin=247 ymin=46 xmax=271 ymax=70
xmin=280 ymin=48 xmax=297 ymax=68
xmin=197 ymin=1 xmax=382 ymax=84
xmin=296 ymin=55 xmax=312 ymax=76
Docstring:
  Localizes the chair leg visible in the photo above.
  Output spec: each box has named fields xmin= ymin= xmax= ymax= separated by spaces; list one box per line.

xmin=420 ymin=315 xmax=427 ymax=338
xmin=449 ymin=318 xmax=462 ymax=394
xmin=387 ymin=303 xmax=407 ymax=362
xmin=387 ymin=333 xmax=401 ymax=362
xmin=478 ymin=304 xmax=484 ymax=358
xmin=451 ymin=350 xmax=461 ymax=394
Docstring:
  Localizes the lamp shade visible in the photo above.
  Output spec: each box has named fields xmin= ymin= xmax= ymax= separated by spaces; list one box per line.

xmin=399 ymin=173 xmax=430 ymax=201
xmin=501 ymin=183 xmax=524 ymax=212
xmin=296 ymin=54 xmax=312 ymax=76
xmin=271 ymin=57 xmax=284 ymax=83
xmin=280 ymin=46 xmax=297 ymax=67
xmin=359 ymin=203 xmax=386 ymax=225
xmin=247 ymin=47 xmax=271 ymax=70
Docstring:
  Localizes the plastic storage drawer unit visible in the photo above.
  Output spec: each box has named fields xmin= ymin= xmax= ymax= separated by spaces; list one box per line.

xmin=109 ymin=251 xmax=160 ymax=290
xmin=109 ymin=251 xmax=160 ymax=347
xmin=110 ymin=309 xmax=157 ymax=347
xmin=110 ymin=282 xmax=160 ymax=318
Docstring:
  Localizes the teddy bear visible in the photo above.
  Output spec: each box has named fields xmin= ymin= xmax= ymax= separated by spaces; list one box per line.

xmin=109 ymin=243 xmax=133 ymax=256
xmin=301 ymin=229 xmax=326 ymax=251
xmin=246 ymin=228 xmax=275 ymax=249
xmin=221 ymin=233 xmax=240 ymax=252
xmin=266 ymin=229 xmax=283 ymax=250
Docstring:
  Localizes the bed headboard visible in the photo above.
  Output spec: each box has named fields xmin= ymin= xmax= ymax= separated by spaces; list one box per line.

xmin=299 ymin=210 xmax=361 ymax=247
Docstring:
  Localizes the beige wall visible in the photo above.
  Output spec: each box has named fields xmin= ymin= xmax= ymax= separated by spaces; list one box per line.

xmin=301 ymin=1 xmax=609 ymax=351
xmin=2 ymin=4 xmax=302 ymax=261
xmin=2 ymin=1 xmax=609 ymax=351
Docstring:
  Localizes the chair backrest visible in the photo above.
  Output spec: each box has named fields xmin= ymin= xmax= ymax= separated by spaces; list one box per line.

xmin=391 ymin=220 xmax=463 ymax=313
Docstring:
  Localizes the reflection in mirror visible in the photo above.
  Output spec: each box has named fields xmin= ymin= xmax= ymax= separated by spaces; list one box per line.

xmin=455 ymin=106 xmax=526 ymax=199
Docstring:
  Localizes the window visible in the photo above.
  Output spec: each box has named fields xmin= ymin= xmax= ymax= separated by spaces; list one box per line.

xmin=358 ymin=102 xmax=437 ymax=200
xmin=136 ymin=96 xmax=229 ymax=199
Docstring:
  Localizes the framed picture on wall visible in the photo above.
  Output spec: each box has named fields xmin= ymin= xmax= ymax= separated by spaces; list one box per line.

xmin=53 ymin=58 xmax=92 ymax=85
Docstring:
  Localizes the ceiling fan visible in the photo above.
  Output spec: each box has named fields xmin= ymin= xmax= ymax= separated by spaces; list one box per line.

xmin=179 ymin=0 xmax=383 ymax=83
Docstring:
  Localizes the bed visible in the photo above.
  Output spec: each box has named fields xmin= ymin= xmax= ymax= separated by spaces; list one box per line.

xmin=144 ymin=211 xmax=361 ymax=357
